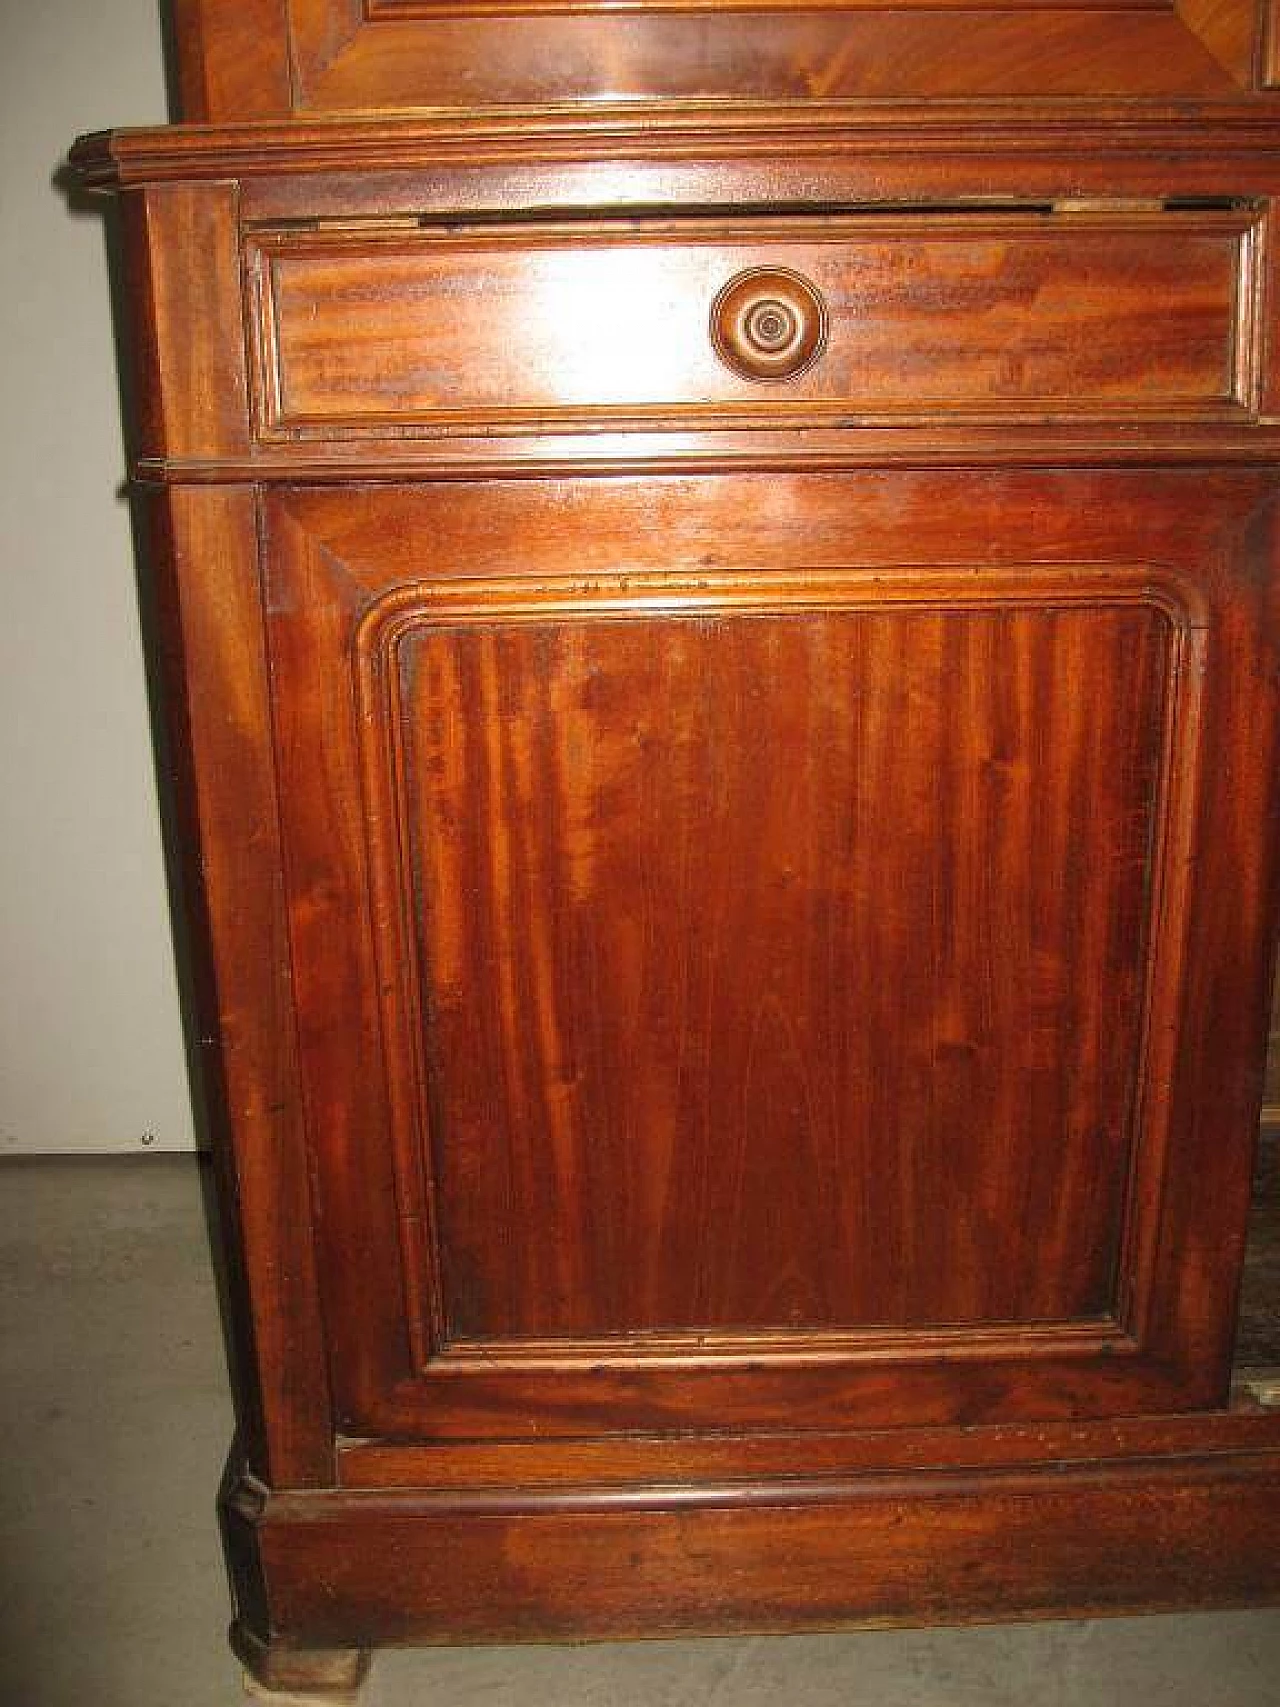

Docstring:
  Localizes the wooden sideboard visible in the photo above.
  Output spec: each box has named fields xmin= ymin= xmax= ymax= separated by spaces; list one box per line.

xmin=74 ymin=1 xmax=1280 ymax=1697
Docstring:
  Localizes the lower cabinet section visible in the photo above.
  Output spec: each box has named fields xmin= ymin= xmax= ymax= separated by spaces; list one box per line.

xmin=81 ymin=38 xmax=1280 ymax=1691
xmin=147 ymin=463 xmax=1280 ymax=1683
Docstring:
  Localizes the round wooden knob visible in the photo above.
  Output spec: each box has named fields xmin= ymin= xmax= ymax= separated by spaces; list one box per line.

xmin=711 ymin=268 xmax=829 ymax=382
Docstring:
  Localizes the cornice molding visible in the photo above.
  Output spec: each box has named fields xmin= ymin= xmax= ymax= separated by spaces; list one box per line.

xmin=70 ymin=98 xmax=1280 ymax=188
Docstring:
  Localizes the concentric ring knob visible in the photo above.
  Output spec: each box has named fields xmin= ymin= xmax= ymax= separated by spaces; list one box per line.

xmin=711 ymin=268 xmax=829 ymax=382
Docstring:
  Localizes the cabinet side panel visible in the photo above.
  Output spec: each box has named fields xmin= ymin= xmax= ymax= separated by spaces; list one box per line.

xmin=144 ymin=485 xmax=333 ymax=1486
xmin=120 ymin=183 xmax=250 ymax=463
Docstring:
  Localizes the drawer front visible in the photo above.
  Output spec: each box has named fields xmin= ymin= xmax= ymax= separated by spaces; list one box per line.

xmin=248 ymin=210 xmax=1257 ymax=440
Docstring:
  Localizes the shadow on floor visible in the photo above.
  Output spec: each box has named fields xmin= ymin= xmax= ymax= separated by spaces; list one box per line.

xmin=2 ymin=1154 xmax=1278 ymax=1707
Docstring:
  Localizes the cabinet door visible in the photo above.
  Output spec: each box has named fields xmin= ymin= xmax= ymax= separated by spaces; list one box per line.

xmin=175 ymin=0 xmax=1269 ymax=118
xmin=262 ymin=469 xmax=1280 ymax=1443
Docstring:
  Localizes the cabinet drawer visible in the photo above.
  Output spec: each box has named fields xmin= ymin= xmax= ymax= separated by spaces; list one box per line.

xmin=247 ymin=208 xmax=1258 ymax=440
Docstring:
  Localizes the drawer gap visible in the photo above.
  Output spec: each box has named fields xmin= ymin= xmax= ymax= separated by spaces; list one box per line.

xmin=243 ymin=197 xmax=1257 ymax=237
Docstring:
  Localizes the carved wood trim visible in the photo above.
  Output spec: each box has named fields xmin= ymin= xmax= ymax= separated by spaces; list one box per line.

xmin=70 ymin=104 xmax=1280 ymax=188
xmin=124 ymin=430 xmax=1280 ymax=490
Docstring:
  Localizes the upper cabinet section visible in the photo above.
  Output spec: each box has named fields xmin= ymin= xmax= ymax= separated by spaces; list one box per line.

xmin=171 ymin=0 xmax=1280 ymax=121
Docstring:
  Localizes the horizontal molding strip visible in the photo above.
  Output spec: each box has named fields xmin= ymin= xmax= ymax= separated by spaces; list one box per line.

xmin=131 ymin=424 xmax=1280 ymax=484
xmin=255 ymin=1436 xmax=1280 ymax=1519
xmin=71 ymin=100 xmax=1280 ymax=186
xmin=334 ymin=1404 xmax=1280 ymax=1491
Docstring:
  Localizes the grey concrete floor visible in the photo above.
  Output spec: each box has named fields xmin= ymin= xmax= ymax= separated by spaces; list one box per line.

xmin=2 ymin=1156 xmax=1280 ymax=1707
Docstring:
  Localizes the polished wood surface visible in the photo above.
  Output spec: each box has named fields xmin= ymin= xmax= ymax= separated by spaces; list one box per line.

xmin=140 ymin=485 xmax=334 ymax=1488
xmin=250 ymin=209 xmax=1252 ymax=437
xmin=235 ymin=1447 xmax=1280 ymax=1643
xmin=397 ymin=600 xmax=1163 ymax=1342
xmin=74 ymin=0 xmax=1280 ymax=1685
xmin=69 ymin=115 xmax=1280 ymax=483
xmin=119 ymin=184 xmax=249 ymax=462
xmin=169 ymin=0 xmax=1271 ymax=120
xmin=70 ymin=100 xmax=1280 ymax=193
xmin=258 ymin=466 xmax=1275 ymax=1443
xmin=334 ymin=1403 xmax=1280 ymax=1489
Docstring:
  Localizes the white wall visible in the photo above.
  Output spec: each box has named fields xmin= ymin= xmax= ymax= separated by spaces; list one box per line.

xmin=0 ymin=2 xmax=198 ymax=1151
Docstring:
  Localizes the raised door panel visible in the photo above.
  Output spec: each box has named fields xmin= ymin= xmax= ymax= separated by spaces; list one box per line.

xmin=261 ymin=470 xmax=1280 ymax=1443
xmin=172 ymin=0 xmax=1266 ymax=118
xmin=395 ymin=593 xmax=1169 ymax=1342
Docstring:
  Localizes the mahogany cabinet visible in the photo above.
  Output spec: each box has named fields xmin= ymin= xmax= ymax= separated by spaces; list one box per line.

xmin=73 ymin=0 xmax=1280 ymax=1696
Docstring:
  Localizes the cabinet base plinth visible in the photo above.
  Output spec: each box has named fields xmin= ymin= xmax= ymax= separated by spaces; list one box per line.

xmin=224 ymin=1420 xmax=1280 ymax=1651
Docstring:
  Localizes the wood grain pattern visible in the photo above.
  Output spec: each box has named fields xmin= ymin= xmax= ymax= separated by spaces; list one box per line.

xmin=158 ymin=1 xmax=1274 ymax=123
xmin=1178 ymin=0 xmax=1262 ymax=82
xmin=241 ymin=1447 xmax=1280 ymax=1643
xmin=282 ymin=5 xmax=1254 ymax=115
xmin=250 ymin=211 xmax=1253 ymax=438
xmin=71 ymin=103 xmax=1280 ymax=193
xmin=118 ymin=184 xmax=249 ymax=461
xmin=78 ymin=0 xmax=1280 ymax=1663
xmin=1262 ymin=985 xmax=1280 ymax=1118
xmin=387 ymin=592 xmax=1174 ymax=1344
xmin=1265 ymin=0 xmax=1280 ymax=81
xmin=335 ymin=1405 xmax=1280 ymax=1489
xmin=169 ymin=0 xmax=292 ymax=121
xmin=139 ymin=487 xmax=333 ymax=1487
xmin=255 ymin=466 xmax=1280 ymax=1443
